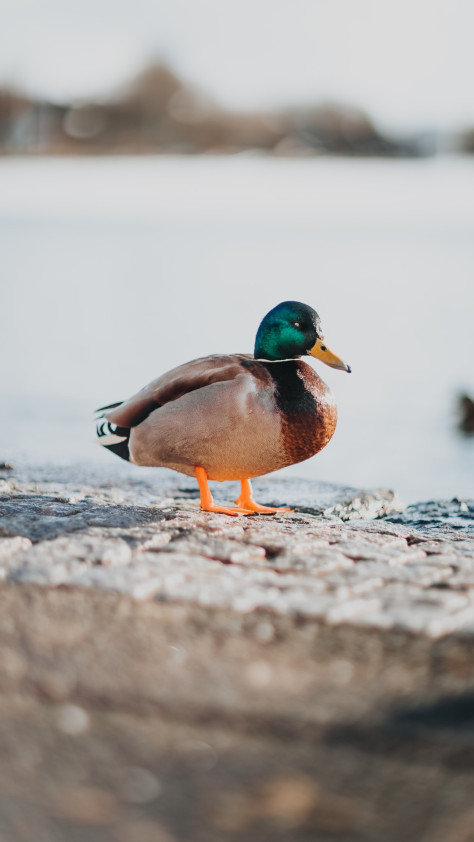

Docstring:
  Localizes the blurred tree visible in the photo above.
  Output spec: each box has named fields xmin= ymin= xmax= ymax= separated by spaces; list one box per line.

xmin=0 ymin=62 xmax=427 ymax=157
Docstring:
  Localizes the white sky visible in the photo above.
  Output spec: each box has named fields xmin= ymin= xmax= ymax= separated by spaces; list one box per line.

xmin=1 ymin=0 xmax=473 ymax=132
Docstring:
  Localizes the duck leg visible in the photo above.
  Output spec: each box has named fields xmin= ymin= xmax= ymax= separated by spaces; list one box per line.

xmin=235 ymin=478 xmax=291 ymax=514
xmin=195 ymin=467 xmax=254 ymax=516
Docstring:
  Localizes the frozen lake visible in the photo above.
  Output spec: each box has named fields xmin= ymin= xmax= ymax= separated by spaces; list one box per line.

xmin=1 ymin=154 xmax=473 ymax=503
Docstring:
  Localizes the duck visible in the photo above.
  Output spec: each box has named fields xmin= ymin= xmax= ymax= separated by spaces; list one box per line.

xmin=458 ymin=393 xmax=474 ymax=435
xmin=96 ymin=301 xmax=351 ymax=516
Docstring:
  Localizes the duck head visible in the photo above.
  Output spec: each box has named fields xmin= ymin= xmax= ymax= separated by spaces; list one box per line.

xmin=254 ymin=300 xmax=351 ymax=372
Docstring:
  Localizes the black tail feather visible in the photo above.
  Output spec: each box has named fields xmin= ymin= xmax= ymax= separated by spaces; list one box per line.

xmin=95 ymin=401 xmax=123 ymax=414
xmin=96 ymin=418 xmax=130 ymax=462
xmin=102 ymin=437 xmax=131 ymax=462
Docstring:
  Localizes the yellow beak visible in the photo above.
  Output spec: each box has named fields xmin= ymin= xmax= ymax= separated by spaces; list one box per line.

xmin=308 ymin=337 xmax=351 ymax=372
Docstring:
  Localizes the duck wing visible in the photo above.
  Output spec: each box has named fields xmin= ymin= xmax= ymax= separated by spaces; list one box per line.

xmin=99 ymin=354 xmax=253 ymax=429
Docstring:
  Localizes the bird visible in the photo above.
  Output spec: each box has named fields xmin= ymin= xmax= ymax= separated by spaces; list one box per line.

xmin=458 ymin=393 xmax=474 ymax=435
xmin=96 ymin=300 xmax=351 ymax=516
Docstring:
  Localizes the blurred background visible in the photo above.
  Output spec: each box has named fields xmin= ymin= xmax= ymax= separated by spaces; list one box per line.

xmin=1 ymin=0 xmax=473 ymax=502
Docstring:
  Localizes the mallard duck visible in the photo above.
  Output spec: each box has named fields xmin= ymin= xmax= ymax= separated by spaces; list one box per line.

xmin=96 ymin=301 xmax=350 ymax=515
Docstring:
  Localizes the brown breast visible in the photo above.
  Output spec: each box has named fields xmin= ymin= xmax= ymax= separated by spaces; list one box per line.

xmin=260 ymin=359 xmax=337 ymax=466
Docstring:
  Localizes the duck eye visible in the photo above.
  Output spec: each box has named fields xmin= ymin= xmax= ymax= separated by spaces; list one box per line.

xmin=294 ymin=322 xmax=300 ymax=328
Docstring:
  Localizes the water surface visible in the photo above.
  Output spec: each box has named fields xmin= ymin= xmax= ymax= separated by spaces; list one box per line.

xmin=1 ymin=155 xmax=473 ymax=502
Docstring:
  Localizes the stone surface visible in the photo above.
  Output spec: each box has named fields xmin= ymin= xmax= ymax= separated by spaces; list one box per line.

xmin=0 ymin=469 xmax=473 ymax=637
xmin=1 ymin=463 xmax=474 ymax=841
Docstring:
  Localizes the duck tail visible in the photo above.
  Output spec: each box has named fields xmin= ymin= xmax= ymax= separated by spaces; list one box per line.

xmin=95 ymin=404 xmax=131 ymax=462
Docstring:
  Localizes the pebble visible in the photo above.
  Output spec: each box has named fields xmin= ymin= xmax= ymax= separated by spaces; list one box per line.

xmin=120 ymin=766 xmax=162 ymax=804
xmin=55 ymin=704 xmax=90 ymax=735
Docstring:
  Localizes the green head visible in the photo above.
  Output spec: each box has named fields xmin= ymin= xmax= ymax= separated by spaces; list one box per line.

xmin=254 ymin=300 xmax=351 ymax=372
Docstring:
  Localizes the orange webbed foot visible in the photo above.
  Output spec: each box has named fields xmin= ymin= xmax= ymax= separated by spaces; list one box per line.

xmin=194 ymin=469 xmax=291 ymax=518
xmin=194 ymin=467 xmax=255 ymax=517
xmin=235 ymin=479 xmax=292 ymax=515
xmin=200 ymin=503 xmax=255 ymax=517
xmin=234 ymin=498 xmax=291 ymax=515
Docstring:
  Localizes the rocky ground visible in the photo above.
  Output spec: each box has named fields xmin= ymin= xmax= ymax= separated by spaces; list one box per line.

xmin=1 ymin=462 xmax=474 ymax=842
